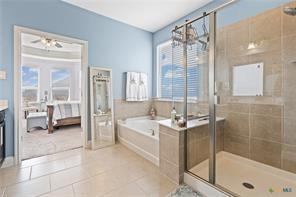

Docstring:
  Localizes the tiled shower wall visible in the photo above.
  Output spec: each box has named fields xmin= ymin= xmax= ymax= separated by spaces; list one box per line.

xmin=217 ymin=103 xmax=284 ymax=169
xmin=152 ymin=1 xmax=296 ymax=174
xmin=215 ymin=1 xmax=296 ymax=174
xmin=114 ymin=1 xmax=296 ymax=174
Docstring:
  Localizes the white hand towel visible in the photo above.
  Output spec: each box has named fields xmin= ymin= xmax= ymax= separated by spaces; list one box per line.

xmin=126 ymin=72 xmax=139 ymax=101
xmin=138 ymin=73 xmax=148 ymax=101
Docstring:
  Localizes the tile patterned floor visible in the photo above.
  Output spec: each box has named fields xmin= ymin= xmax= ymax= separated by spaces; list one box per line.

xmin=1 ymin=144 xmax=177 ymax=197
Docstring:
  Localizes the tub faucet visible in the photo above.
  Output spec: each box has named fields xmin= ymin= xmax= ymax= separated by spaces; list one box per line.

xmin=150 ymin=129 xmax=155 ymax=136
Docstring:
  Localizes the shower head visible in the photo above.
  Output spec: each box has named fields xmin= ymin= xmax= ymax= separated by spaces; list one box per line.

xmin=284 ymin=7 xmax=296 ymax=16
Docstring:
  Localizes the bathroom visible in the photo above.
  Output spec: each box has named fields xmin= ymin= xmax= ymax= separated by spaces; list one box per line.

xmin=116 ymin=0 xmax=296 ymax=196
xmin=0 ymin=0 xmax=295 ymax=196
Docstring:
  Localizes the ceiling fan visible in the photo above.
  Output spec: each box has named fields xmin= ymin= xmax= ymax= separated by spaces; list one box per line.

xmin=31 ymin=37 xmax=63 ymax=48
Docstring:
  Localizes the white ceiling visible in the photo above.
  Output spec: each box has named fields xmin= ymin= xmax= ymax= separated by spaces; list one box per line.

xmin=62 ymin=0 xmax=212 ymax=32
xmin=22 ymin=33 xmax=82 ymax=52
xmin=21 ymin=33 xmax=82 ymax=61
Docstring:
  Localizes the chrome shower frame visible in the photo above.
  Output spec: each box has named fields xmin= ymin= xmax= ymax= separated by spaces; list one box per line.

xmin=170 ymin=0 xmax=235 ymax=188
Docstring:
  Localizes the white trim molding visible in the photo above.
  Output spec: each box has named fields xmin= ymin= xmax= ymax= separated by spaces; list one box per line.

xmin=13 ymin=26 xmax=89 ymax=164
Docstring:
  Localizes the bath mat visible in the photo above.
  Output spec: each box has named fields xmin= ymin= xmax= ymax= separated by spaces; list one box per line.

xmin=168 ymin=184 xmax=206 ymax=197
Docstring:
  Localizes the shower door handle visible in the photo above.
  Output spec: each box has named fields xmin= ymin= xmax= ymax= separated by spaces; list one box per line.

xmin=214 ymin=95 xmax=220 ymax=105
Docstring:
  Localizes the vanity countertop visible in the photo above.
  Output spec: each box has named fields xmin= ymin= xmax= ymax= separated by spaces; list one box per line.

xmin=158 ymin=117 xmax=225 ymax=132
xmin=0 ymin=105 xmax=8 ymax=111
xmin=0 ymin=100 xmax=8 ymax=111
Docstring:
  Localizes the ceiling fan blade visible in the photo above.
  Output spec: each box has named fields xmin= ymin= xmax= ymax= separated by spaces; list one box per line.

xmin=31 ymin=39 xmax=41 ymax=43
xmin=55 ymin=42 xmax=63 ymax=48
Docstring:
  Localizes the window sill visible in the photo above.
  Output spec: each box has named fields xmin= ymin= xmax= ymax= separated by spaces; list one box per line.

xmin=153 ymin=98 xmax=203 ymax=104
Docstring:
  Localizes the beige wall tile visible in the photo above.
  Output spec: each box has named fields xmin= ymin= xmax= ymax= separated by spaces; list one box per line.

xmin=159 ymin=159 xmax=180 ymax=184
xmin=250 ymin=115 xmax=282 ymax=143
xmin=250 ymin=104 xmax=282 ymax=117
xmin=284 ymin=62 xmax=296 ymax=117
xmin=225 ymin=112 xmax=250 ymax=137
xmin=249 ymin=48 xmax=282 ymax=67
xmin=250 ymin=138 xmax=282 ymax=168
xmin=187 ymin=125 xmax=209 ymax=140
xmin=159 ymin=125 xmax=185 ymax=184
xmin=159 ymin=133 xmax=179 ymax=165
xmin=197 ymin=137 xmax=210 ymax=164
xmin=282 ymin=144 xmax=296 ymax=173
xmin=153 ymin=101 xmax=172 ymax=118
xmin=283 ymin=35 xmax=296 ymax=63
xmin=250 ymin=8 xmax=281 ymax=42
xmin=186 ymin=122 xmax=224 ymax=168
xmin=283 ymin=118 xmax=296 ymax=145
xmin=114 ymin=99 xmax=152 ymax=121
xmin=282 ymin=1 xmax=296 ymax=37
xmin=226 ymin=19 xmax=249 ymax=58
xmin=159 ymin=125 xmax=179 ymax=137
xmin=224 ymin=134 xmax=250 ymax=158
xmin=187 ymin=141 xmax=198 ymax=169
xmin=228 ymin=103 xmax=250 ymax=113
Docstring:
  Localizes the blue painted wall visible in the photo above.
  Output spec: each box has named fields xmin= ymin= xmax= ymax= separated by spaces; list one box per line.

xmin=0 ymin=0 xmax=152 ymax=156
xmin=0 ymin=0 xmax=292 ymax=157
xmin=152 ymin=0 xmax=292 ymax=97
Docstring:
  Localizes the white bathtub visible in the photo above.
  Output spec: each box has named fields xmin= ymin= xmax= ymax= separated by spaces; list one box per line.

xmin=117 ymin=116 xmax=165 ymax=166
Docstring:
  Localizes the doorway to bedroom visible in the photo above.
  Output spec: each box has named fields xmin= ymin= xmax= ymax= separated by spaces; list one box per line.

xmin=14 ymin=27 xmax=88 ymax=161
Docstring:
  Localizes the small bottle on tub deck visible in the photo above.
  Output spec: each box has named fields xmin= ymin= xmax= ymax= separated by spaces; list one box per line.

xmin=150 ymin=107 xmax=156 ymax=120
xmin=171 ymin=107 xmax=177 ymax=123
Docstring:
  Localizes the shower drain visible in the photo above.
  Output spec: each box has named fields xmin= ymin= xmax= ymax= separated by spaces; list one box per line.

xmin=242 ymin=182 xmax=255 ymax=189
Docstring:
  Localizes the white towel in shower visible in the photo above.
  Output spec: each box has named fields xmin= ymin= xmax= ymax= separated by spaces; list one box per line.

xmin=138 ymin=73 xmax=148 ymax=101
xmin=126 ymin=72 xmax=139 ymax=101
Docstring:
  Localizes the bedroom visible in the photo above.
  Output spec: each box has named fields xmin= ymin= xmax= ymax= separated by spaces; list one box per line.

xmin=20 ymin=32 xmax=83 ymax=160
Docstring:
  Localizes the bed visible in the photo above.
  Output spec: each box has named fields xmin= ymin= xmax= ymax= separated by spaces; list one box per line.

xmin=47 ymin=102 xmax=81 ymax=134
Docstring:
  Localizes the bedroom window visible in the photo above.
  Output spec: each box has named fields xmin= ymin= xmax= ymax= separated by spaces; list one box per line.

xmin=156 ymin=40 xmax=204 ymax=101
xmin=51 ymin=69 xmax=71 ymax=101
xmin=21 ymin=66 xmax=40 ymax=106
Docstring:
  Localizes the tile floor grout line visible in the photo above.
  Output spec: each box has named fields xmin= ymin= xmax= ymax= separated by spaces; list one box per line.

xmin=21 ymin=147 xmax=85 ymax=169
xmin=1 ymin=144 xmax=177 ymax=197
xmin=71 ymin=184 xmax=75 ymax=197
xmin=29 ymin=166 xmax=33 ymax=180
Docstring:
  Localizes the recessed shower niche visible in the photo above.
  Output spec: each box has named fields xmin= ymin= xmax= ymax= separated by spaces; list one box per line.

xmin=90 ymin=67 xmax=115 ymax=149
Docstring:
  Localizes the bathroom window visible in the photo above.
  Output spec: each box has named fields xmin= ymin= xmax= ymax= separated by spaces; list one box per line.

xmin=156 ymin=41 xmax=203 ymax=101
xmin=21 ymin=66 xmax=40 ymax=106
xmin=50 ymin=69 xmax=71 ymax=101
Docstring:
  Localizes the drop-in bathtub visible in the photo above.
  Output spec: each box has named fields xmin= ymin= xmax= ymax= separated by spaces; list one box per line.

xmin=117 ymin=116 xmax=165 ymax=166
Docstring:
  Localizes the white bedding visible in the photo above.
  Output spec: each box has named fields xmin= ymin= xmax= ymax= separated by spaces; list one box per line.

xmin=52 ymin=101 xmax=81 ymax=123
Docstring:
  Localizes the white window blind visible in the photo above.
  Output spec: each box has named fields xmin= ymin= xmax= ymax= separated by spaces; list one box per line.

xmin=157 ymin=41 xmax=205 ymax=101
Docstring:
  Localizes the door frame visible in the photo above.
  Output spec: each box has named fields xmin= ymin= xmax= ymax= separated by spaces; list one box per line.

xmin=14 ymin=26 xmax=89 ymax=163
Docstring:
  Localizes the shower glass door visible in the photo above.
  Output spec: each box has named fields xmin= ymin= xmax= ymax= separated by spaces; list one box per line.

xmin=177 ymin=14 xmax=212 ymax=183
xmin=214 ymin=1 xmax=296 ymax=196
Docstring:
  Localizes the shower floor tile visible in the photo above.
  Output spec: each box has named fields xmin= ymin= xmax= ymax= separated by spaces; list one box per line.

xmin=189 ymin=151 xmax=296 ymax=197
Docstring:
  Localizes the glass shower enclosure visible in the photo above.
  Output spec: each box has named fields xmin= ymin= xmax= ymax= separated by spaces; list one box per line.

xmin=172 ymin=0 xmax=296 ymax=196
